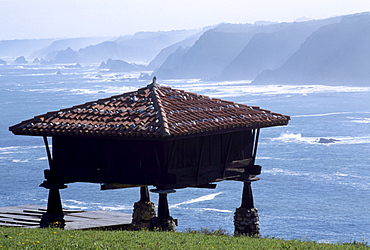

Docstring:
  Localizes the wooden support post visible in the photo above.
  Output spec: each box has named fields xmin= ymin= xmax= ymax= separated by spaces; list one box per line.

xmin=241 ymin=181 xmax=254 ymax=209
xmin=140 ymin=186 xmax=150 ymax=202
xmin=158 ymin=193 xmax=170 ymax=218
xmin=40 ymin=188 xmax=65 ymax=228
xmin=149 ymin=189 xmax=177 ymax=231
xmin=46 ymin=188 xmax=63 ymax=215
xmin=40 ymin=136 xmax=66 ymax=229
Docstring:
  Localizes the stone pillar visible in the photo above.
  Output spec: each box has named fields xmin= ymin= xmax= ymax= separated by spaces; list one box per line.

xmin=131 ymin=186 xmax=156 ymax=230
xmin=234 ymin=207 xmax=259 ymax=236
xmin=149 ymin=189 xmax=177 ymax=231
xmin=234 ymin=181 xmax=260 ymax=236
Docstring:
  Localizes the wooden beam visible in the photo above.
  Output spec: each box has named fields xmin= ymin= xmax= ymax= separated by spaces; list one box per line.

xmin=190 ymin=184 xmax=217 ymax=189
xmin=100 ymin=183 xmax=144 ymax=190
xmin=252 ymin=129 xmax=260 ymax=165
xmin=43 ymin=136 xmax=53 ymax=168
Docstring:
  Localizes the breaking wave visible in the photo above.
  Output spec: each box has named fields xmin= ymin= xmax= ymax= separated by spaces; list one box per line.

xmin=293 ymin=111 xmax=370 ymax=118
xmin=62 ymin=199 xmax=131 ymax=211
xmin=197 ymin=208 xmax=232 ymax=213
xmin=349 ymin=117 xmax=370 ymax=124
xmin=170 ymin=192 xmax=222 ymax=208
xmin=69 ymin=85 xmax=137 ymax=95
xmin=0 ymin=145 xmax=44 ymax=153
xmin=272 ymin=132 xmax=370 ymax=145
xmin=12 ymin=159 xmax=29 ymax=163
xmin=263 ymin=168 xmax=369 ymax=190
xmin=178 ymin=83 xmax=370 ymax=99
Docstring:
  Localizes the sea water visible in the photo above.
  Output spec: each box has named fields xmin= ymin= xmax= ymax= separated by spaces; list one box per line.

xmin=0 ymin=65 xmax=369 ymax=244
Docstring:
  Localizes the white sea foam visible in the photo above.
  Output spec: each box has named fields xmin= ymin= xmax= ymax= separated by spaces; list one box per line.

xmin=36 ymin=157 xmax=48 ymax=160
xmin=256 ymin=156 xmax=286 ymax=160
xmin=10 ymin=87 xmax=67 ymax=94
xmin=63 ymin=199 xmax=130 ymax=211
xmin=294 ymin=111 xmax=370 ymax=118
xmin=163 ymin=79 xmax=202 ymax=84
xmin=197 ymin=208 xmax=232 ymax=213
xmin=272 ymin=132 xmax=370 ymax=145
xmin=12 ymin=159 xmax=29 ymax=163
xmin=64 ymin=199 xmax=87 ymax=205
xmin=263 ymin=168 xmax=370 ymax=190
xmin=293 ymin=112 xmax=353 ymax=118
xmin=263 ymin=168 xmax=310 ymax=177
xmin=69 ymin=86 xmax=137 ymax=95
xmin=272 ymin=132 xmax=315 ymax=144
xmin=0 ymin=145 xmax=44 ymax=154
xmin=263 ymin=214 xmax=315 ymax=221
xmin=334 ymin=136 xmax=370 ymax=144
xmin=0 ymin=146 xmax=18 ymax=154
xmin=29 ymin=73 xmax=59 ymax=77
xmin=256 ymin=156 xmax=274 ymax=160
xmin=99 ymin=205 xmax=131 ymax=211
xmin=175 ymin=83 xmax=370 ymax=98
xmin=63 ymin=205 xmax=88 ymax=210
xmin=263 ymin=168 xmax=367 ymax=180
xmin=170 ymin=192 xmax=222 ymax=208
xmin=349 ymin=117 xmax=370 ymax=124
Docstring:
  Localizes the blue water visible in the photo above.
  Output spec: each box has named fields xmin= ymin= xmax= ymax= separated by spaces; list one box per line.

xmin=0 ymin=65 xmax=369 ymax=244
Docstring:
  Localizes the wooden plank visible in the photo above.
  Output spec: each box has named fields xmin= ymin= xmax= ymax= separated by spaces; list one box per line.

xmin=65 ymin=221 xmax=129 ymax=230
xmin=0 ymin=217 xmax=39 ymax=226
xmin=0 ymin=214 xmax=40 ymax=222
xmin=0 ymin=205 xmax=41 ymax=213
xmin=63 ymin=210 xmax=86 ymax=214
xmin=0 ymin=212 xmax=42 ymax=218
xmin=22 ymin=209 xmax=45 ymax=214
xmin=0 ymin=223 xmax=24 ymax=227
xmin=13 ymin=217 xmax=41 ymax=224
xmin=0 ymin=223 xmax=39 ymax=229
xmin=66 ymin=210 xmax=131 ymax=220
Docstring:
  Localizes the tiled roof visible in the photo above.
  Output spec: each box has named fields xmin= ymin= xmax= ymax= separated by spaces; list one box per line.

xmin=9 ymin=79 xmax=290 ymax=139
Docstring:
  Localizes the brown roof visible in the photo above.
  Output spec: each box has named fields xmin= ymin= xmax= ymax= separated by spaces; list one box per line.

xmin=9 ymin=80 xmax=290 ymax=139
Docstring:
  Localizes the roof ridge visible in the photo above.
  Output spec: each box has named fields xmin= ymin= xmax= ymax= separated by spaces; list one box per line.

xmin=148 ymin=78 xmax=171 ymax=137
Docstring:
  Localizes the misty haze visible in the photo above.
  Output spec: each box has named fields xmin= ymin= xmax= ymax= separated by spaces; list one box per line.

xmin=0 ymin=12 xmax=369 ymax=86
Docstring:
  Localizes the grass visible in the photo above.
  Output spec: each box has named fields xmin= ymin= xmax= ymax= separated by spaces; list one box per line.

xmin=0 ymin=227 xmax=368 ymax=249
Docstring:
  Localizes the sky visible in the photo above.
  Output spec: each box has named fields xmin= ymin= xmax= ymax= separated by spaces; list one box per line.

xmin=0 ymin=0 xmax=369 ymax=40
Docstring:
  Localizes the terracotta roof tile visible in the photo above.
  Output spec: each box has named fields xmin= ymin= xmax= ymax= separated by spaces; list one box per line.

xmin=9 ymin=80 xmax=290 ymax=138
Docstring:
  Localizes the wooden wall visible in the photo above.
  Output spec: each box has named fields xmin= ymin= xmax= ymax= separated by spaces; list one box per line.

xmin=51 ymin=130 xmax=255 ymax=189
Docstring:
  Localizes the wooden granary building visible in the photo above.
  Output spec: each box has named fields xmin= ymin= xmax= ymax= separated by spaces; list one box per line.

xmin=10 ymin=78 xmax=289 ymax=234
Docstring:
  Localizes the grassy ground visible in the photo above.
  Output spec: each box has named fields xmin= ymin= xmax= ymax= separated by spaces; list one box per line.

xmin=0 ymin=227 xmax=368 ymax=249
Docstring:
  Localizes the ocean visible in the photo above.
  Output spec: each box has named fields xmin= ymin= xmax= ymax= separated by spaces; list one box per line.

xmin=0 ymin=64 xmax=369 ymax=244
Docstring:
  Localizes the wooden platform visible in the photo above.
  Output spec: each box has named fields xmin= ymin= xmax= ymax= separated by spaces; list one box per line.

xmin=0 ymin=205 xmax=132 ymax=230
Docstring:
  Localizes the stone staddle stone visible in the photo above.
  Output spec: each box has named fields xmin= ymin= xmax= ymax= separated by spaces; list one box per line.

xmin=131 ymin=201 xmax=156 ymax=230
xmin=149 ymin=217 xmax=177 ymax=231
xmin=234 ymin=207 xmax=260 ymax=236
